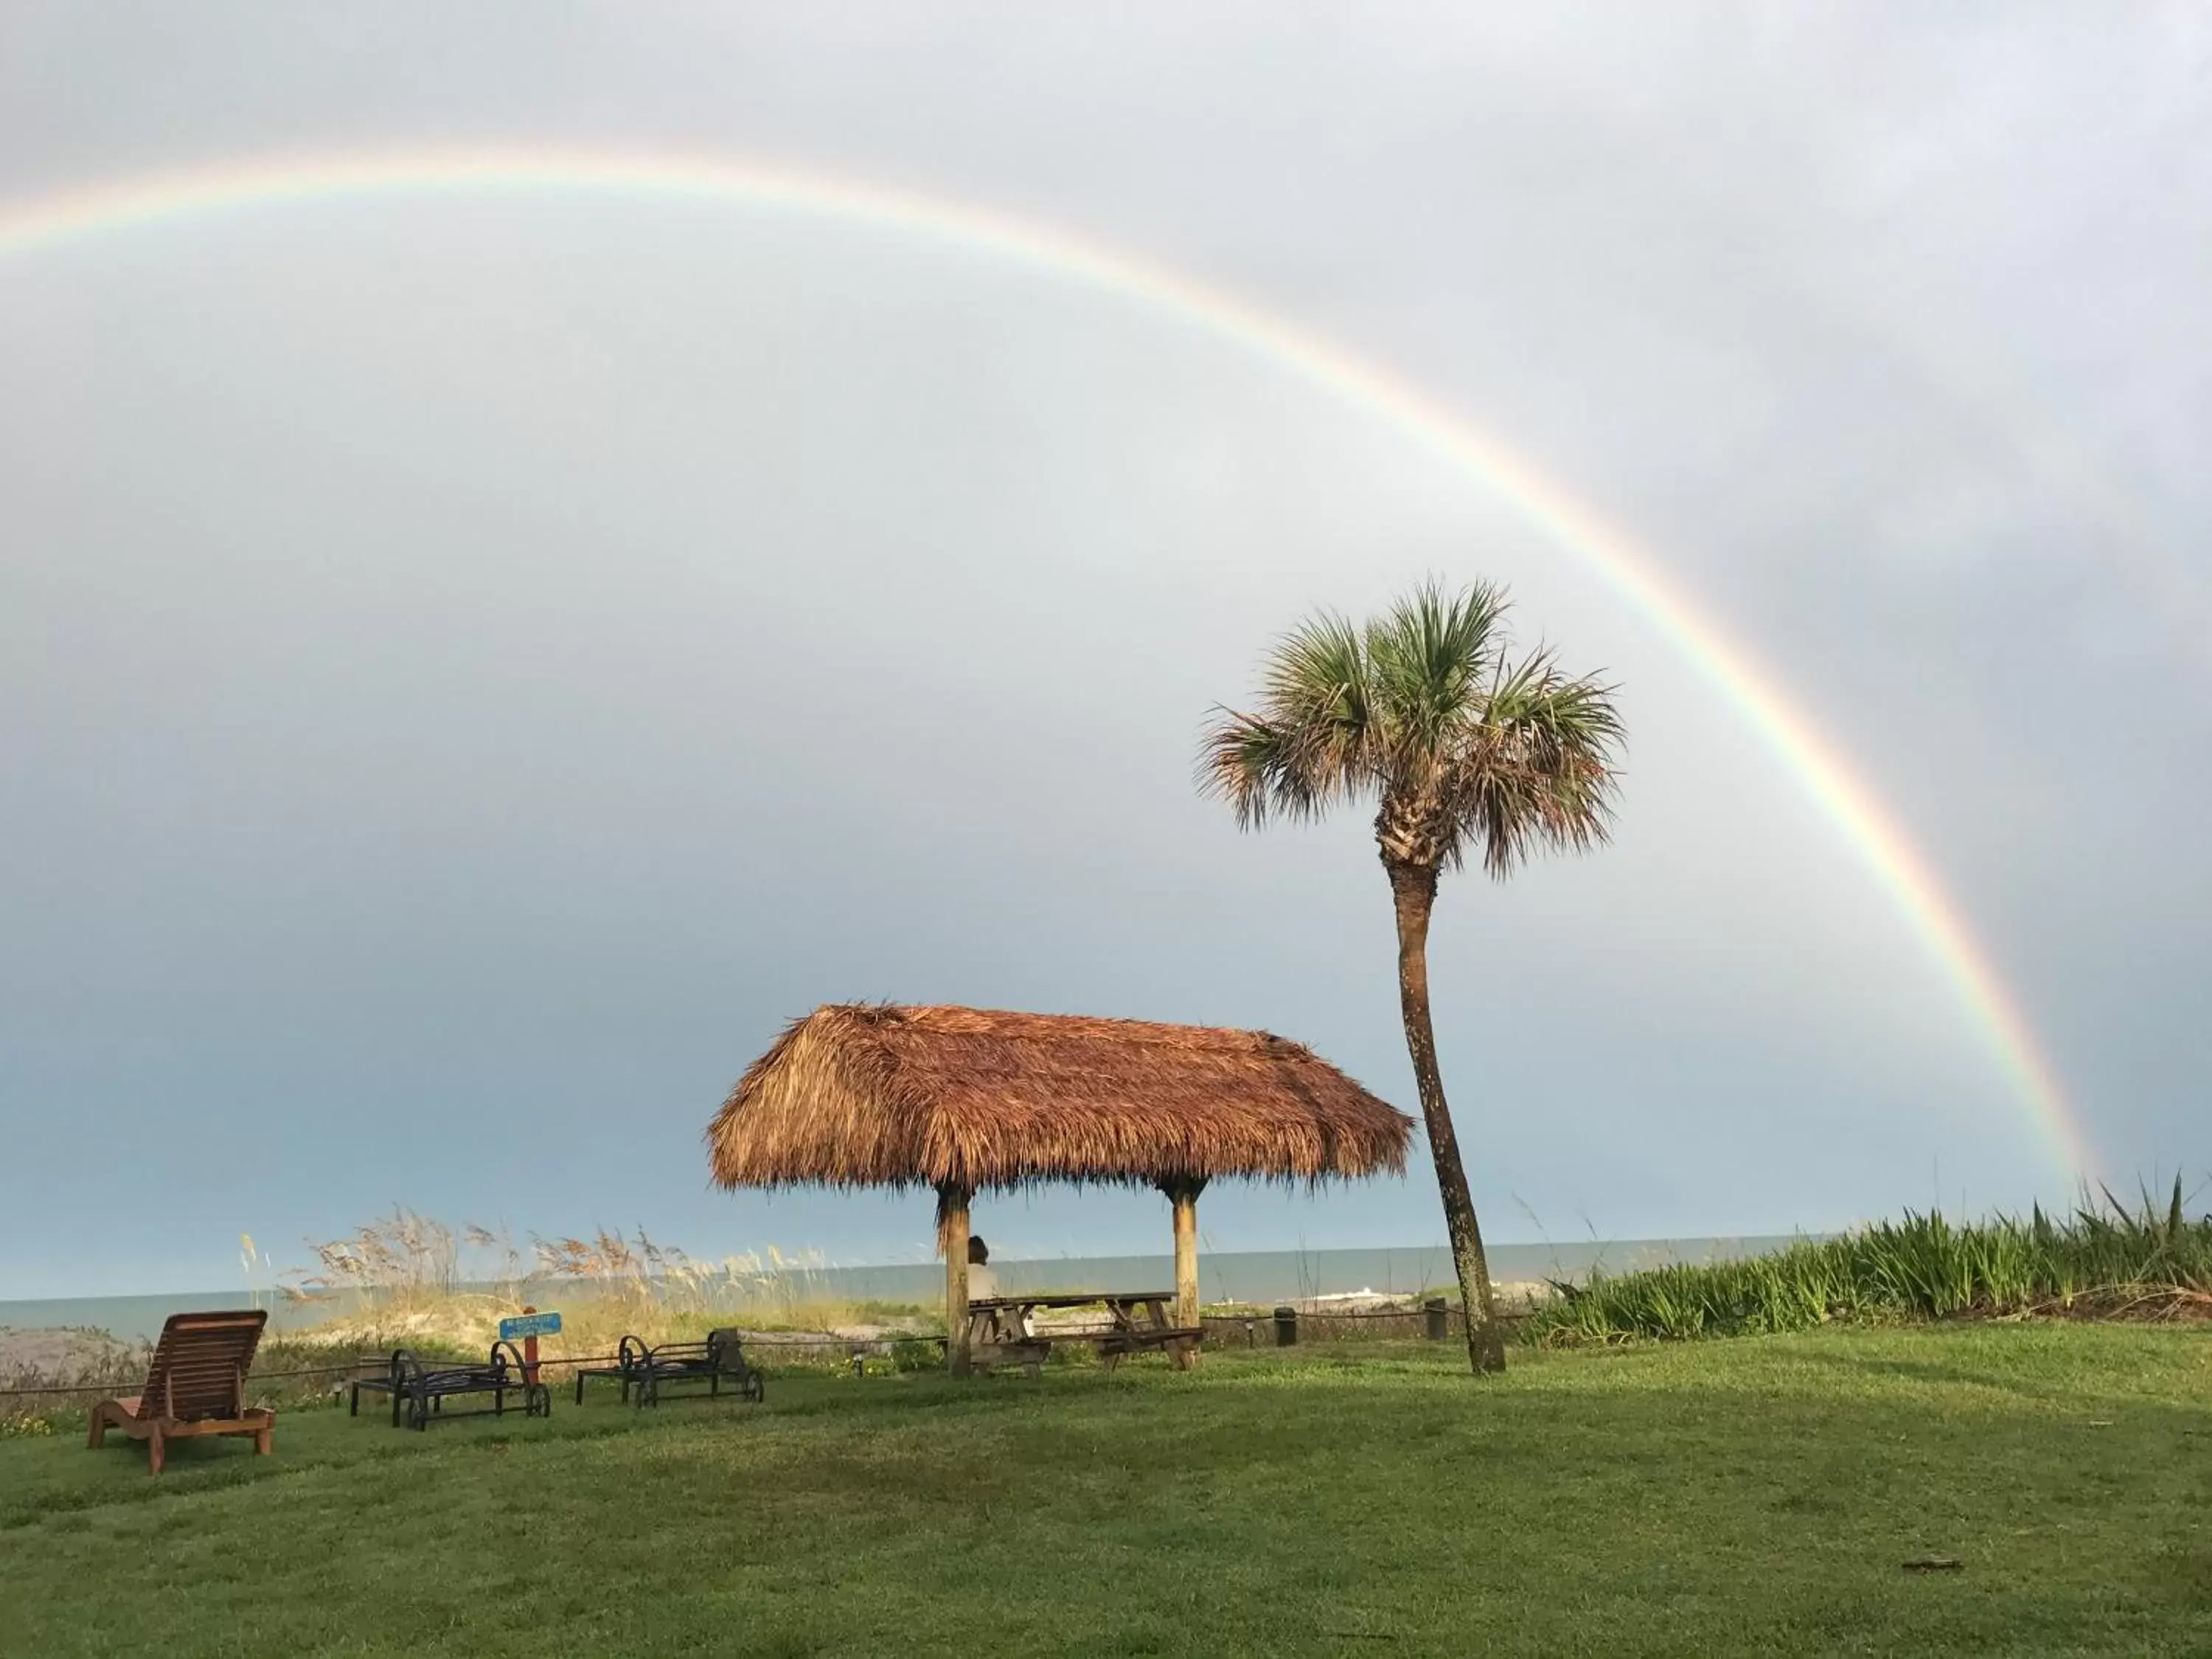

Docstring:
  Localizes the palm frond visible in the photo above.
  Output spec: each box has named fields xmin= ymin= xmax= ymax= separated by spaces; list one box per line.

xmin=1197 ymin=711 xmax=1314 ymax=829
xmin=1200 ymin=581 xmax=1623 ymax=877
xmin=1198 ymin=611 xmax=1377 ymax=826
xmin=1364 ymin=578 xmax=1509 ymax=757
xmin=1449 ymin=650 xmax=1624 ymax=875
xmin=1261 ymin=611 xmax=1369 ymax=726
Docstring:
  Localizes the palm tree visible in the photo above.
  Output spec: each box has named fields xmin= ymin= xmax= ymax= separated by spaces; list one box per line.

xmin=1200 ymin=580 xmax=1624 ymax=1374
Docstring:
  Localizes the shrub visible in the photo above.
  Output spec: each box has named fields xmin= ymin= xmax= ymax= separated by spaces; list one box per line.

xmin=1523 ymin=1181 xmax=2211 ymax=1346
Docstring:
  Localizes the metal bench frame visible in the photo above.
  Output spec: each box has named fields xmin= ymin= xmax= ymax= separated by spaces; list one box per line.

xmin=572 ymin=1335 xmax=651 ymax=1405
xmin=630 ymin=1329 xmax=765 ymax=1409
xmin=352 ymin=1343 xmax=552 ymax=1430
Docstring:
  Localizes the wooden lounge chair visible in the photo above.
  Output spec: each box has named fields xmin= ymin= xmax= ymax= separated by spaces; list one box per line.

xmin=86 ymin=1309 xmax=274 ymax=1474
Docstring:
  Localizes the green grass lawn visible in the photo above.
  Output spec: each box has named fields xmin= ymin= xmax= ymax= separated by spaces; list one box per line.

xmin=3 ymin=1325 xmax=2208 ymax=1658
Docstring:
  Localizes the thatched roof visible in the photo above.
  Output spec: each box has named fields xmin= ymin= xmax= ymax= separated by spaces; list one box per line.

xmin=706 ymin=1004 xmax=1413 ymax=1193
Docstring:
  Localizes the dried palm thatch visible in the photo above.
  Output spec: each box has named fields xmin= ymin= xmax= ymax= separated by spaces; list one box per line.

xmin=707 ymin=1004 xmax=1413 ymax=1194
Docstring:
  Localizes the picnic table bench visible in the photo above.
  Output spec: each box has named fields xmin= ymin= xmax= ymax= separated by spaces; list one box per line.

xmin=964 ymin=1291 xmax=1200 ymax=1377
xmin=350 ymin=1343 xmax=552 ymax=1430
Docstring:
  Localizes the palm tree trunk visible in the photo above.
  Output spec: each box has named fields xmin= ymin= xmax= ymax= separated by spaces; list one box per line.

xmin=1386 ymin=859 xmax=1506 ymax=1374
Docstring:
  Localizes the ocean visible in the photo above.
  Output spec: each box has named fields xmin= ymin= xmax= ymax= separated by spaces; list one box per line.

xmin=0 ymin=1237 xmax=1804 ymax=1340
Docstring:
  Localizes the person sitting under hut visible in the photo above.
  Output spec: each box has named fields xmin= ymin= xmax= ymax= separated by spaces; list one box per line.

xmin=967 ymin=1235 xmax=1031 ymax=1336
xmin=967 ymin=1234 xmax=997 ymax=1301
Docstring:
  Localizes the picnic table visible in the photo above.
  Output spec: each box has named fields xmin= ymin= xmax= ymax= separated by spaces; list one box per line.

xmin=964 ymin=1291 xmax=1200 ymax=1377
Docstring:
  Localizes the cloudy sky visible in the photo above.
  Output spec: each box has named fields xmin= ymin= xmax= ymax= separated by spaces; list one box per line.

xmin=3 ymin=5 xmax=2206 ymax=1298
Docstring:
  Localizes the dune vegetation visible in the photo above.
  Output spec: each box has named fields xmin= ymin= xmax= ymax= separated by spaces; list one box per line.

xmin=3 ymin=1212 xmax=931 ymax=1437
xmin=14 ymin=1187 xmax=2204 ymax=1442
xmin=270 ymin=1208 xmax=930 ymax=1352
xmin=1524 ymin=1183 xmax=2212 ymax=1346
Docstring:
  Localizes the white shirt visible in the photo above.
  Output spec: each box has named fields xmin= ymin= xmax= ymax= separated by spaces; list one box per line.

xmin=967 ymin=1262 xmax=998 ymax=1302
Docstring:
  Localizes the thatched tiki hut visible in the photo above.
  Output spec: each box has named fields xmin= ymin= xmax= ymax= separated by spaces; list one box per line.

xmin=706 ymin=1004 xmax=1414 ymax=1374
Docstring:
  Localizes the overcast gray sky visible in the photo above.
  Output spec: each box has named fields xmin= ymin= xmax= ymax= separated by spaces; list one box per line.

xmin=3 ymin=4 xmax=2207 ymax=1298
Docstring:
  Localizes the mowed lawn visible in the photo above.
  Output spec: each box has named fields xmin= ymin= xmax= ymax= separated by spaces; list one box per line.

xmin=3 ymin=1326 xmax=2208 ymax=1658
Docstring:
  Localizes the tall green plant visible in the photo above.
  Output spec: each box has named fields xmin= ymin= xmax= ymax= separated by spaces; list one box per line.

xmin=1524 ymin=1180 xmax=2212 ymax=1346
xmin=1200 ymin=581 xmax=1624 ymax=1374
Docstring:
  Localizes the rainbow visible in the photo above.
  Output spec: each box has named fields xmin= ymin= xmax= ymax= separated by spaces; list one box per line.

xmin=0 ymin=147 xmax=2095 ymax=1178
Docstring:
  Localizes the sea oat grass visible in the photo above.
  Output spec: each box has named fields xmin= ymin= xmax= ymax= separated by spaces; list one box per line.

xmin=274 ymin=1211 xmax=936 ymax=1358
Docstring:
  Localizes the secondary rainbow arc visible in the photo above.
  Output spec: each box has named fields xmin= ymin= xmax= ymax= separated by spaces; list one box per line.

xmin=0 ymin=146 xmax=2095 ymax=1178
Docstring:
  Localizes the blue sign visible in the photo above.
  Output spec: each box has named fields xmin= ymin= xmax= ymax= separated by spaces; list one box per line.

xmin=499 ymin=1311 xmax=562 ymax=1341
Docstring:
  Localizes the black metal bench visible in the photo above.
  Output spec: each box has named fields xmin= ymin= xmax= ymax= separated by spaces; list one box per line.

xmin=572 ymin=1335 xmax=650 ymax=1405
xmin=348 ymin=1362 xmax=402 ymax=1422
xmin=629 ymin=1329 xmax=765 ymax=1408
xmin=352 ymin=1343 xmax=552 ymax=1430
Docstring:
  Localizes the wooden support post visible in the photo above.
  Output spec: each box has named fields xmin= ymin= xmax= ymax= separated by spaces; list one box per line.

xmin=939 ymin=1183 xmax=973 ymax=1377
xmin=1164 ymin=1176 xmax=1207 ymax=1335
